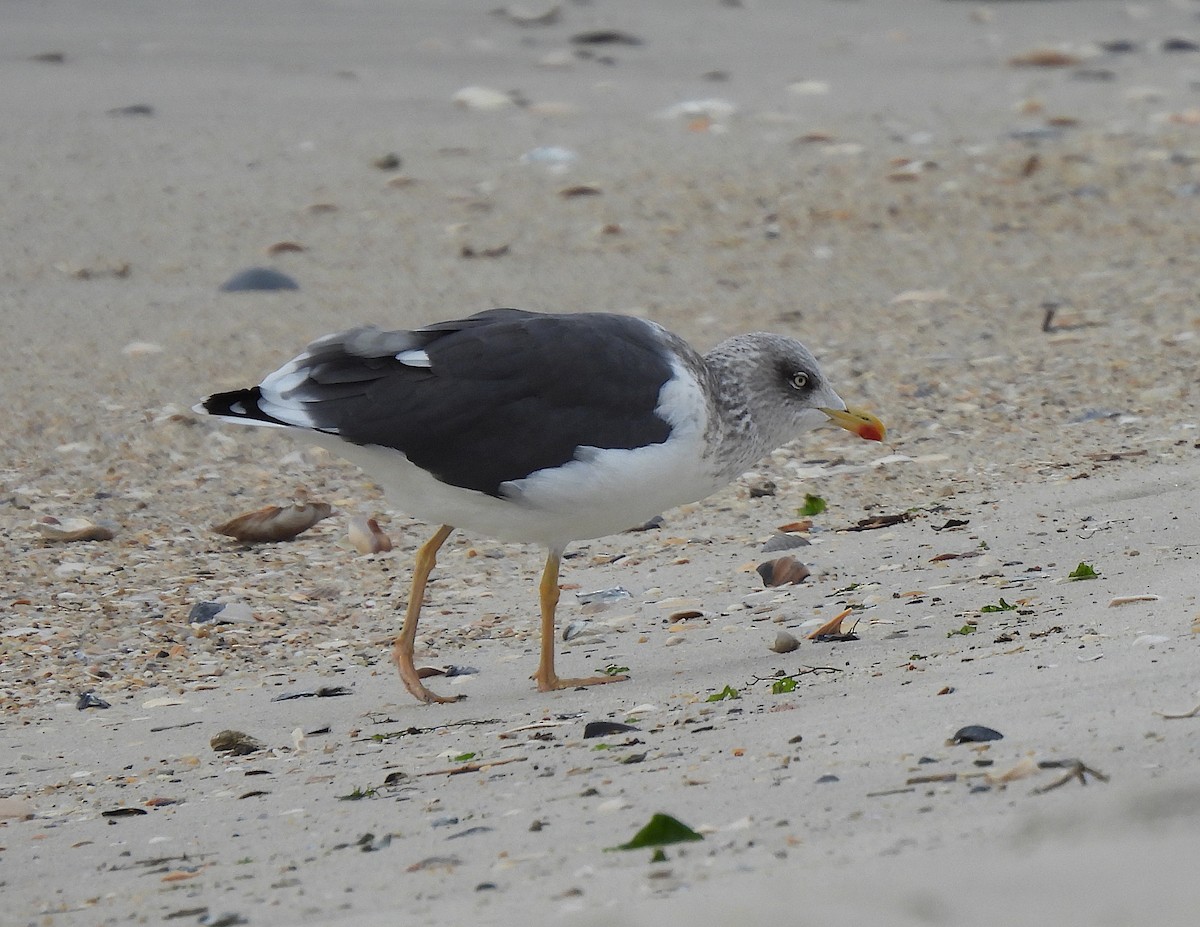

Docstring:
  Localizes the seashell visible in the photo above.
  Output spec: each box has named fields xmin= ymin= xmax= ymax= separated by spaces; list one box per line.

xmin=219 ymin=267 xmax=299 ymax=292
xmin=520 ymin=146 xmax=578 ymax=169
xmin=761 ymin=533 xmax=809 ymax=552
xmin=188 ymin=601 xmax=254 ymax=625
xmin=747 ymin=478 xmax=776 ymax=498
xmin=627 ymin=514 xmax=664 ymax=531
xmin=756 ymin=556 xmax=810 ymax=587
xmin=576 ymin=586 xmax=631 ymax=606
xmin=1107 ymin=595 xmax=1160 ymax=607
xmin=214 ymin=502 xmax=332 ymax=543
xmin=807 ymin=608 xmax=853 ymax=640
xmin=34 ymin=516 xmax=115 ymax=542
xmin=950 ymin=724 xmax=1003 ymax=745
xmin=76 ymin=691 xmax=111 ymax=710
xmin=499 ymin=3 xmax=561 ymax=26
xmin=570 ymin=29 xmax=643 ymax=46
xmin=452 ymin=86 xmax=515 ymax=111
xmin=787 ymin=80 xmax=830 ymax=96
xmin=657 ymin=98 xmax=736 ymax=122
xmin=583 ymin=721 xmax=639 ymax=739
xmin=348 ymin=515 xmax=393 ymax=554
xmin=986 ymin=756 xmax=1037 ymax=785
xmin=121 ymin=340 xmax=164 ymax=356
xmin=1008 ymin=48 xmax=1081 ymax=68
xmin=770 ymin=631 xmax=800 ymax=654
xmin=210 ymin=729 xmax=267 ymax=756
xmin=669 ymin=609 xmax=704 ymax=622
xmin=265 ymin=241 xmax=305 ymax=255
xmin=559 ymin=184 xmax=602 ymax=198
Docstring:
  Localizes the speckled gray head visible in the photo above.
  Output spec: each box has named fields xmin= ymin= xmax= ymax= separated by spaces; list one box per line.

xmin=699 ymin=331 xmax=859 ymax=478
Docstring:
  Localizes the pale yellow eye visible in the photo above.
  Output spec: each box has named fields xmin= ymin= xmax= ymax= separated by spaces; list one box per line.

xmin=789 ymin=371 xmax=809 ymax=390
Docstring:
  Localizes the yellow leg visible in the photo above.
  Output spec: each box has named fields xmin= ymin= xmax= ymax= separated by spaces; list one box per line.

xmin=534 ymin=547 xmax=629 ymax=692
xmin=392 ymin=525 xmax=461 ymax=704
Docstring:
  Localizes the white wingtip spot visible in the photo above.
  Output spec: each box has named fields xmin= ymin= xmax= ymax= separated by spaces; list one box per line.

xmin=396 ymin=349 xmax=432 ymax=368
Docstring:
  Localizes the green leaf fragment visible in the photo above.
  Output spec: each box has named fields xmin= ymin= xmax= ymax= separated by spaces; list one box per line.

xmin=980 ymin=598 xmax=1017 ymax=613
xmin=705 ymin=684 xmax=740 ymax=702
xmin=650 ymin=848 xmax=668 ymax=863
xmin=337 ymin=786 xmax=378 ymax=801
xmin=598 ymin=665 xmax=630 ymax=676
xmin=771 ymin=677 xmax=798 ymax=694
xmin=946 ymin=624 xmax=976 ymax=637
xmin=452 ymin=752 xmax=476 ymax=763
xmin=610 ymin=813 xmax=704 ymax=851
xmin=1068 ymin=562 xmax=1099 ymax=581
xmin=799 ymin=494 xmax=827 ymax=517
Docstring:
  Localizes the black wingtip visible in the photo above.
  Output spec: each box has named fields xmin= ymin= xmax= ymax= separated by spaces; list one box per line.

xmin=198 ymin=387 xmax=276 ymax=423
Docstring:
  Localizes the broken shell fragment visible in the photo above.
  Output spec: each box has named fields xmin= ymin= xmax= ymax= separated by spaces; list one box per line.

xmin=265 ymin=241 xmax=306 ymax=255
xmin=1107 ymin=595 xmax=1160 ymax=607
xmin=807 ymin=608 xmax=853 ymax=640
xmin=210 ymin=730 xmax=268 ymax=755
xmin=214 ymin=502 xmax=333 ymax=543
xmin=756 ymin=556 xmax=811 ymax=587
xmin=348 ymin=515 xmax=393 ymax=554
xmin=34 ymin=516 xmax=115 ymax=542
xmin=1008 ymin=48 xmax=1081 ymax=68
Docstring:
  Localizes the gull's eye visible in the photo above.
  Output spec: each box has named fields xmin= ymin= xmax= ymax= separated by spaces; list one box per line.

xmin=789 ymin=371 xmax=809 ymax=390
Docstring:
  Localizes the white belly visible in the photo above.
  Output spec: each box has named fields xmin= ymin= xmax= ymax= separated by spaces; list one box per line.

xmin=326 ymin=429 xmax=722 ymax=548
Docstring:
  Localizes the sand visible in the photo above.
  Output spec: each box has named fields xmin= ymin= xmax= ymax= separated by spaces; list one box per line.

xmin=2 ymin=1 xmax=1199 ymax=924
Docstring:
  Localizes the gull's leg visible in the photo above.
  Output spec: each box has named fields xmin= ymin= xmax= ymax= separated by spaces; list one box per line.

xmin=534 ymin=546 xmax=629 ymax=692
xmin=392 ymin=524 xmax=460 ymax=704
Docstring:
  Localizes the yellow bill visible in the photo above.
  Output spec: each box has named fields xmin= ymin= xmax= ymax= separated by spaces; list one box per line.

xmin=821 ymin=406 xmax=886 ymax=442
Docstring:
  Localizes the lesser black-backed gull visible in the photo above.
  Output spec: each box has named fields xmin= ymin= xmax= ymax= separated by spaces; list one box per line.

xmin=196 ymin=308 xmax=884 ymax=702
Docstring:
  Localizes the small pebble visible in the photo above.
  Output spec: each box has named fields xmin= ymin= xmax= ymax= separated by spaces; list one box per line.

xmin=769 ymin=631 xmax=800 ymax=654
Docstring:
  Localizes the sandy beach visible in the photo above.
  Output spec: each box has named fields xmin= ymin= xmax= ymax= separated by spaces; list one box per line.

xmin=3 ymin=1 xmax=1199 ymax=924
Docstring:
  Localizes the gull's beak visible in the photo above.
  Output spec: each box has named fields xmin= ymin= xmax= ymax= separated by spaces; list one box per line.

xmin=821 ymin=406 xmax=886 ymax=442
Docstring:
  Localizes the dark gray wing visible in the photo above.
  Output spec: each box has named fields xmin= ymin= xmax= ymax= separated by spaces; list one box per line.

xmin=224 ymin=309 xmax=677 ymax=497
